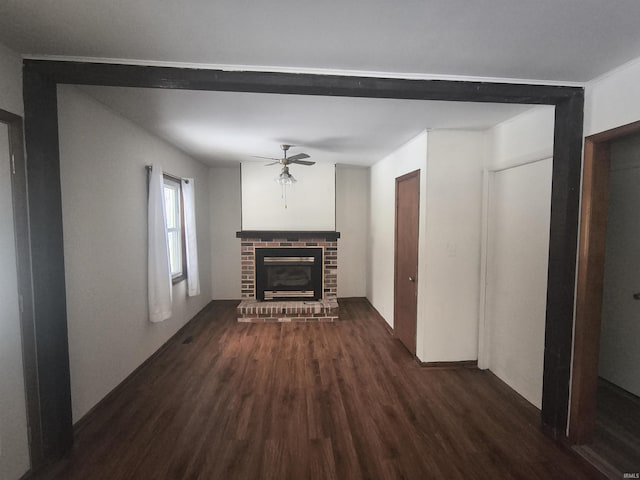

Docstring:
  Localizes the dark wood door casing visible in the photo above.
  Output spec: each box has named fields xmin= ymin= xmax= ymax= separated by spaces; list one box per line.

xmin=570 ymin=120 xmax=640 ymax=444
xmin=0 ymin=108 xmax=44 ymax=468
xmin=394 ymin=170 xmax=420 ymax=355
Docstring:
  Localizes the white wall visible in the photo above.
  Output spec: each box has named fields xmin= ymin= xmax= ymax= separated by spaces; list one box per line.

xmin=336 ymin=165 xmax=369 ymax=298
xmin=421 ymin=130 xmax=486 ymax=362
xmin=488 ymin=106 xmax=555 ymax=167
xmin=599 ymin=134 xmax=640 ymax=397
xmin=209 ymin=163 xmax=369 ymax=300
xmin=58 ymin=86 xmax=212 ymax=422
xmin=585 ymin=56 xmax=640 ymax=136
xmin=0 ymin=42 xmax=23 ymax=116
xmin=241 ymin=162 xmax=336 ymax=230
xmin=369 ymin=130 xmax=485 ymax=363
xmin=368 ymin=109 xmax=552 ymax=368
xmin=482 ymin=106 xmax=554 ymax=408
xmin=210 ymin=166 xmax=242 ymax=300
xmin=0 ymin=43 xmax=30 ymax=480
xmin=368 ymin=132 xmax=428 ymax=334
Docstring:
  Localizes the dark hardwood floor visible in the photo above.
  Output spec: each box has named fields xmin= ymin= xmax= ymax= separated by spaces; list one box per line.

xmin=591 ymin=378 xmax=640 ymax=474
xmin=36 ymin=299 xmax=601 ymax=480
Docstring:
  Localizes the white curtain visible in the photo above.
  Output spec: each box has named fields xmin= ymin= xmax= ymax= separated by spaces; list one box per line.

xmin=148 ymin=164 xmax=172 ymax=322
xmin=182 ymin=178 xmax=200 ymax=297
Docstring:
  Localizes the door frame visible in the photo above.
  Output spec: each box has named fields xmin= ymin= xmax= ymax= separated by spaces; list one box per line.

xmin=0 ymin=108 xmax=43 ymax=469
xmin=22 ymin=59 xmax=583 ymax=459
xmin=394 ymin=169 xmax=420 ymax=355
xmin=569 ymin=119 xmax=640 ymax=444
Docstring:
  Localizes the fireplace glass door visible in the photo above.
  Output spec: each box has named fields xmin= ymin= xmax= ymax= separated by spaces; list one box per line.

xmin=256 ymin=248 xmax=323 ymax=300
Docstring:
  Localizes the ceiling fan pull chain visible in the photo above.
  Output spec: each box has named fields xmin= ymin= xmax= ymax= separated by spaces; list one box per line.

xmin=281 ymin=183 xmax=288 ymax=208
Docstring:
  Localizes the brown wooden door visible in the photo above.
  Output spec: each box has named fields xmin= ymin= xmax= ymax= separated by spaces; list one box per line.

xmin=394 ymin=170 xmax=420 ymax=355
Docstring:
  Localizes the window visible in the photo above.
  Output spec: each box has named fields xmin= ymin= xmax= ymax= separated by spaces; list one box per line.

xmin=163 ymin=175 xmax=186 ymax=283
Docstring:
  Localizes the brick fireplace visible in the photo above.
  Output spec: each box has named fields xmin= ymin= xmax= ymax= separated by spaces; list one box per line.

xmin=236 ymin=231 xmax=340 ymax=322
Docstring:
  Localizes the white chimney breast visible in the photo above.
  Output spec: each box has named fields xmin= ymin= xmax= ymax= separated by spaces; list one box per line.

xmin=241 ymin=162 xmax=336 ymax=230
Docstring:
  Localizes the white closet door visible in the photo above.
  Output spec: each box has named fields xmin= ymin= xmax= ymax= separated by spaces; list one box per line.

xmin=486 ymin=158 xmax=552 ymax=408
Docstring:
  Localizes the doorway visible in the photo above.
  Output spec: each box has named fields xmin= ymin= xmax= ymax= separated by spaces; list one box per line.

xmin=571 ymin=120 xmax=640 ymax=474
xmin=394 ymin=170 xmax=420 ymax=355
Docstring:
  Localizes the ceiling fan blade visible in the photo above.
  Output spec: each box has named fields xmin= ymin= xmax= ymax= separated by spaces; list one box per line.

xmin=251 ymin=155 xmax=279 ymax=161
xmin=286 ymin=153 xmax=310 ymax=162
xmin=290 ymin=159 xmax=316 ymax=166
xmin=264 ymin=161 xmax=280 ymax=166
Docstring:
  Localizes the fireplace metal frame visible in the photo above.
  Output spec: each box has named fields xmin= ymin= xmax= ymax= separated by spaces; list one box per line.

xmin=255 ymin=247 xmax=323 ymax=301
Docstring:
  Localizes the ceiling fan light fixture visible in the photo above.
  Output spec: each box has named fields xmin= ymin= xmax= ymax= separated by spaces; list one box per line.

xmin=275 ymin=167 xmax=296 ymax=208
xmin=259 ymin=144 xmax=313 ymax=208
xmin=275 ymin=166 xmax=297 ymax=185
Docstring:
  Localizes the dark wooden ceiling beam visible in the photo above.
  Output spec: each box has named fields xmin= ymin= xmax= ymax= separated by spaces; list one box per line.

xmin=21 ymin=58 xmax=584 ymax=468
xmin=25 ymin=59 xmax=581 ymax=104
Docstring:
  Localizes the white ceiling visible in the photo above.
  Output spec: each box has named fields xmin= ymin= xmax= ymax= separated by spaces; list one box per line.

xmin=80 ymin=86 xmax=533 ymax=166
xmin=2 ymin=0 xmax=640 ymax=82
xmin=3 ymin=1 xmax=638 ymax=166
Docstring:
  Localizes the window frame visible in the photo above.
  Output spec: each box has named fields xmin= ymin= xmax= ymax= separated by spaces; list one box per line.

xmin=163 ymin=174 xmax=187 ymax=284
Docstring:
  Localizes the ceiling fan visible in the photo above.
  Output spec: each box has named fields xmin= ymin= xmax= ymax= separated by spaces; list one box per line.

xmin=254 ymin=144 xmax=315 ymax=186
xmin=256 ymin=144 xmax=315 ymax=167
xmin=255 ymin=144 xmax=315 ymax=207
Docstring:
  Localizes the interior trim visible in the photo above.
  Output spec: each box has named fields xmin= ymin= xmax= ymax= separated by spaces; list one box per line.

xmin=569 ymin=119 xmax=640 ymax=444
xmin=21 ymin=54 xmax=586 ymax=87
xmin=0 ymin=108 xmax=44 ymax=470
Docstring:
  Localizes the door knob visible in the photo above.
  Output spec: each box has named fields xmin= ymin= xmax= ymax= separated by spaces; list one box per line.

xmin=409 ymin=276 xmax=415 ymax=282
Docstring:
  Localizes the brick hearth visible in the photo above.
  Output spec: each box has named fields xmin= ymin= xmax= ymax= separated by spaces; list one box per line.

xmin=236 ymin=298 xmax=339 ymax=323
xmin=236 ymin=231 xmax=340 ymax=322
